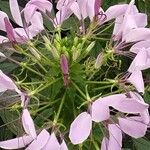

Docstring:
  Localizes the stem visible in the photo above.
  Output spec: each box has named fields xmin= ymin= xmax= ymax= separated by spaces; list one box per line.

xmin=93 ymin=85 xmax=112 ymax=91
xmin=29 ymin=78 xmax=60 ymax=95
xmin=53 ymin=93 xmax=66 ymax=124
xmin=86 ymin=81 xmax=113 ymax=84
xmin=71 ymin=81 xmax=87 ymax=99
xmin=21 ymin=63 xmax=44 ymax=77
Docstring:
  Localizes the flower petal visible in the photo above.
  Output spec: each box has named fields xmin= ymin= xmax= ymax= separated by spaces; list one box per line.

xmin=127 ymin=70 xmax=144 ymax=93
xmin=70 ymin=2 xmax=81 ymax=20
xmin=0 ymin=70 xmax=18 ymax=92
xmin=69 ymin=112 xmax=92 ymax=144
xmin=22 ymin=109 xmax=37 ymax=139
xmin=0 ymin=36 xmax=8 ymax=44
xmin=101 ymin=137 xmax=109 ymax=150
xmin=9 ymin=0 xmax=23 ymax=26
xmin=108 ymin=124 xmax=122 ymax=150
xmin=92 ymin=99 xmax=110 ymax=122
xmin=0 ymin=135 xmax=33 ymax=149
xmin=0 ymin=11 xmax=8 ymax=31
xmin=124 ymin=28 xmax=150 ymax=42
xmin=60 ymin=140 xmax=68 ymax=150
xmin=130 ymin=40 xmax=150 ymax=53
xmin=26 ymin=129 xmax=50 ymax=150
xmin=118 ymin=117 xmax=147 ymax=138
xmin=104 ymin=4 xmax=128 ymax=22
xmin=43 ymin=133 xmax=60 ymax=150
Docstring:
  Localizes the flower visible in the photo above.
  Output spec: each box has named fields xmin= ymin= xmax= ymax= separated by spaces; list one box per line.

xmin=109 ymin=0 xmax=148 ymax=41
xmin=0 ymin=0 xmax=44 ymax=44
xmin=0 ymin=129 xmax=68 ymax=150
xmin=69 ymin=93 xmax=149 ymax=148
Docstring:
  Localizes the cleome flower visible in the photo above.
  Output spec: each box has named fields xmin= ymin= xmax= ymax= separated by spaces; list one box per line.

xmin=69 ymin=92 xmax=149 ymax=149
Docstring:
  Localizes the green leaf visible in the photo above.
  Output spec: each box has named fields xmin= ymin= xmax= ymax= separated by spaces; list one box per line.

xmin=34 ymin=108 xmax=53 ymax=127
xmin=133 ymin=138 xmax=150 ymax=150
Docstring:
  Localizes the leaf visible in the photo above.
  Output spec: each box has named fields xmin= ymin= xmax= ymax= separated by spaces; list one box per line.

xmin=133 ymin=138 xmax=150 ymax=150
xmin=34 ymin=108 xmax=53 ymax=127
xmin=0 ymin=109 xmax=23 ymax=135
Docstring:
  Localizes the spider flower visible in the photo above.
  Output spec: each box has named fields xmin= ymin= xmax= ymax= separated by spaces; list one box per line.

xmin=109 ymin=0 xmax=148 ymax=41
xmin=0 ymin=129 xmax=68 ymax=150
xmin=69 ymin=93 xmax=149 ymax=147
xmin=0 ymin=0 xmax=44 ymax=44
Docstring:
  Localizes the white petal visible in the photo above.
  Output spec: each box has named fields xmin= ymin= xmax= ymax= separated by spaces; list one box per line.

xmin=69 ymin=112 xmax=92 ymax=144
xmin=22 ymin=109 xmax=37 ymax=139
xmin=9 ymin=0 xmax=23 ymax=26
xmin=0 ymin=135 xmax=33 ymax=149
xmin=26 ymin=129 xmax=50 ymax=150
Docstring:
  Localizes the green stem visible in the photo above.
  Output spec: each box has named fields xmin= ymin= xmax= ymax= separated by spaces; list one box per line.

xmin=20 ymin=63 xmax=44 ymax=77
xmin=86 ymin=81 xmax=113 ymax=84
xmin=29 ymin=78 xmax=60 ymax=95
xmin=93 ymin=85 xmax=112 ymax=91
xmin=53 ymin=93 xmax=66 ymax=124
xmin=71 ymin=81 xmax=87 ymax=99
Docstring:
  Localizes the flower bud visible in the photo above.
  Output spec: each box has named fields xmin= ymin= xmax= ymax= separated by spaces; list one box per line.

xmin=60 ymin=54 xmax=69 ymax=75
xmin=95 ymin=52 xmax=103 ymax=69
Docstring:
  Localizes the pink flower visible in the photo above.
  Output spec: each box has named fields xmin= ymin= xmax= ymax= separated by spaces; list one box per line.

xmin=109 ymin=0 xmax=148 ymax=41
xmin=23 ymin=0 xmax=52 ymax=24
xmin=0 ymin=129 xmax=68 ymax=150
xmin=0 ymin=0 xmax=44 ymax=43
xmin=70 ymin=0 xmax=103 ymax=21
xmin=69 ymin=92 xmax=149 ymax=147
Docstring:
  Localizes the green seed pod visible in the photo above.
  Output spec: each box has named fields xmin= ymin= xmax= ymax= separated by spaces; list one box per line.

xmin=73 ymin=49 xmax=81 ymax=61
xmin=95 ymin=52 xmax=103 ymax=69
xmin=74 ymin=37 xmax=79 ymax=46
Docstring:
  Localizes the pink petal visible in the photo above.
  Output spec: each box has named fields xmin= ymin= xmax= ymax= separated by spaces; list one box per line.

xmin=101 ymin=137 xmax=109 ymax=150
xmin=26 ymin=129 xmax=50 ymax=150
xmin=23 ymin=4 xmax=37 ymax=24
xmin=78 ymin=0 xmax=88 ymax=19
xmin=127 ymin=70 xmax=144 ymax=93
xmin=112 ymin=15 xmax=124 ymax=40
xmin=0 ymin=11 xmax=8 ymax=31
xmin=87 ymin=0 xmax=95 ymax=20
xmin=54 ymin=6 xmax=72 ymax=27
xmin=92 ymin=99 xmax=110 ymax=122
xmin=104 ymin=4 xmax=128 ymax=22
xmin=43 ymin=133 xmax=60 ymax=150
xmin=9 ymin=0 xmax=23 ymax=26
xmin=30 ymin=0 xmax=52 ymax=13
xmin=4 ymin=17 xmax=16 ymax=43
xmin=134 ymin=13 xmax=147 ymax=27
xmin=130 ymin=40 xmax=150 ymax=53
xmin=28 ymin=11 xmax=44 ymax=38
xmin=22 ymin=109 xmax=37 ymax=139
xmin=108 ymin=124 xmax=122 ymax=150
xmin=0 ymin=135 xmax=33 ymax=149
xmin=70 ymin=2 xmax=81 ymax=20
xmin=14 ymin=28 xmax=29 ymax=43
xmin=124 ymin=28 xmax=150 ymax=42
xmin=0 ymin=35 xmax=8 ymax=44
xmin=128 ymin=49 xmax=149 ymax=72
xmin=60 ymin=140 xmax=68 ymax=150
xmin=0 ymin=70 xmax=18 ymax=92
xmin=111 ymin=99 xmax=148 ymax=113
xmin=118 ymin=117 xmax=147 ymax=138
xmin=69 ymin=112 xmax=92 ymax=144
